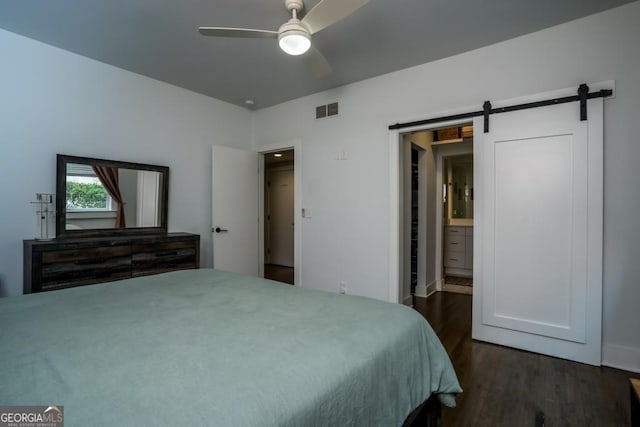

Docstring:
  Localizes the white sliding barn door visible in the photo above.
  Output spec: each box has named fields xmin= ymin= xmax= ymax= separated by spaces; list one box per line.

xmin=472 ymin=98 xmax=603 ymax=365
xmin=211 ymin=145 xmax=259 ymax=276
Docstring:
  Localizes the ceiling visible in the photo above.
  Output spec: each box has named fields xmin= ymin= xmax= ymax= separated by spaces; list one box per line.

xmin=0 ymin=0 xmax=634 ymax=109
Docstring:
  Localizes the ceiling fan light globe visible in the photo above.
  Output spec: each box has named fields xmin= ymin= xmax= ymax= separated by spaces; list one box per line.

xmin=278 ymin=31 xmax=311 ymax=56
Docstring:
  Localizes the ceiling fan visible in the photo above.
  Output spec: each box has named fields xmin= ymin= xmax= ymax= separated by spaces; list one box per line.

xmin=199 ymin=0 xmax=369 ymax=77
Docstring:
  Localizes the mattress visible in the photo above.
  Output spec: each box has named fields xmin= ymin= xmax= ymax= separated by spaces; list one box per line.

xmin=0 ymin=268 xmax=461 ymax=426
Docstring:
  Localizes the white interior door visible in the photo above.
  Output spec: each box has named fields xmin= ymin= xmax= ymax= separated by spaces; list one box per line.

xmin=266 ymin=168 xmax=294 ymax=267
xmin=212 ymin=145 xmax=259 ymax=276
xmin=472 ymin=97 xmax=603 ymax=365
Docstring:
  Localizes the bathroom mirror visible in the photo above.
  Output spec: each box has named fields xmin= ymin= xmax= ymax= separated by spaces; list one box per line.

xmin=56 ymin=154 xmax=169 ymax=237
xmin=444 ymin=154 xmax=473 ymax=220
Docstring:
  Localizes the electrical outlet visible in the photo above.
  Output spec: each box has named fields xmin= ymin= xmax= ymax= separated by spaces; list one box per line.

xmin=339 ymin=281 xmax=347 ymax=294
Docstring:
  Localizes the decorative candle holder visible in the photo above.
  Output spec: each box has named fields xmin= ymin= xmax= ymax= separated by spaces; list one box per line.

xmin=30 ymin=193 xmax=56 ymax=240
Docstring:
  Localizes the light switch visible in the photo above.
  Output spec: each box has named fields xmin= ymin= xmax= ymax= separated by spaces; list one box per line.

xmin=302 ymin=208 xmax=312 ymax=218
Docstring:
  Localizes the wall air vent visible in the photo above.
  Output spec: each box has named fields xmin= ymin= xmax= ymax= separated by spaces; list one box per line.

xmin=316 ymin=102 xmax=339 ymax=119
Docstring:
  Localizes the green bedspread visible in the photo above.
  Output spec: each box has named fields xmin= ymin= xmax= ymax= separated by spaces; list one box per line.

xmin=0 ymin=269 xmax=461 ymax=426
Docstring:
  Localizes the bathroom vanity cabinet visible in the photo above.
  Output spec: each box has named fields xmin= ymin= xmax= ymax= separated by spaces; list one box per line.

xmin=444 ymin=225 xmax=473 ymax=277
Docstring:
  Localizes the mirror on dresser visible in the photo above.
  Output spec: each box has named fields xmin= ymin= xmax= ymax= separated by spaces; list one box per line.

xmin=24 ymin=155 xmax=200 ymax=294
xmin=56 ymin=154 xmax=169 ymax=237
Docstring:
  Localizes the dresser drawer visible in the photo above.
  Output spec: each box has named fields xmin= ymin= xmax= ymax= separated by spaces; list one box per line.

xmin=40 ymin=245 xmax=132 ymax=291
xmin=445 ymin=235 xmax=465 ymax=252
xmin=446 ymin=226 xmax=466 ymax=236
xmin=444 ymin=253 xmax=466 ymax=268
xmin=131 ymin=240 xmax=198 ymax=277
xmin=24 ymin=233 xmax=200 ymax=293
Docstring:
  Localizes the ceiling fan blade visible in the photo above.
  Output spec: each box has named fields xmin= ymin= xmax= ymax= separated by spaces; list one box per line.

xmin=199 ymin=27 xmax=278 ymax=39
xmin=302 ymin=0 xmax=369 ymax=34
xmin=302 ymin=46 xmax=332 ymax=78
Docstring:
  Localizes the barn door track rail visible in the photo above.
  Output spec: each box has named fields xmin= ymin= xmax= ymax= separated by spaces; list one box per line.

xmin=388 ymin=83 xmax=613 ymax=133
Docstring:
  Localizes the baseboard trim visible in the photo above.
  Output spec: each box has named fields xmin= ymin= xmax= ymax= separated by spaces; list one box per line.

xmin=402 ymin=295 xmax=413 ymax=306
xmin=602 ymin=343 xmax=640 ymax=373
xmin=426 ymin=281 xmax=437 ymax=298
xmin=414 ymin=281 xmax=437 ymax=299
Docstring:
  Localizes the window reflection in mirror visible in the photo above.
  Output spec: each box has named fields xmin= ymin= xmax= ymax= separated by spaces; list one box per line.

xmin=65 ymin=163 xmax=163 ymax=231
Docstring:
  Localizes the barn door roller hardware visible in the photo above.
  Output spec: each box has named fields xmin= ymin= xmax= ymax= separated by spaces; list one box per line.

xmin=388 ymin=83 xmax=613 ymax=133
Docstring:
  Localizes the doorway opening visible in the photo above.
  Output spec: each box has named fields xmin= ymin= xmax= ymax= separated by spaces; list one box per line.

xmin=263 ymin=149 xmax=295 ymax=285
xmin=399 ymin=123 xmax=474 ymax=304
xmin=441 ymin=152 xmax=474 ymax=295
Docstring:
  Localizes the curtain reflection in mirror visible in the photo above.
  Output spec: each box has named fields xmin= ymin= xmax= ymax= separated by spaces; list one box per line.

xmin=93 ymin=166 xmax=126 ymax=228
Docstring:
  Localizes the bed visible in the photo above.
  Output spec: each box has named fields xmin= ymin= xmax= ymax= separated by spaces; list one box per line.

xmin=0 ymin=269 xmax=461 ymax=426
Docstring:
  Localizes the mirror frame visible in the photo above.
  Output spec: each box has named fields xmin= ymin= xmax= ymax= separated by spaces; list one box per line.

xmin=56 ymin=154 xmax=169 ymax=238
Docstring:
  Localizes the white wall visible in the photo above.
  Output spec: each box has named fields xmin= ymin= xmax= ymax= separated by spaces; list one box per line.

xmin=252 ymin=2 xmax=640 ymax=371
xmin=0 ymin=29 xmax=252 ymax=296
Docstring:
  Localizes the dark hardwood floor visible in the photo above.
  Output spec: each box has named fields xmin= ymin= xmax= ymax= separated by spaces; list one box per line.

xmin=414 ymin=292 xmax=636 ymax=427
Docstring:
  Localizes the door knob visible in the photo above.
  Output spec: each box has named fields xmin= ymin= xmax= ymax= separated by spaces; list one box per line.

xmin=213 ymin=227 xmax=229 ymax=233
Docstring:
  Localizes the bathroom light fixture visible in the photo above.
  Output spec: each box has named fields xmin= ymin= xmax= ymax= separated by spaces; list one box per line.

xmin=273 ymin=153 xmax=283 ymax=157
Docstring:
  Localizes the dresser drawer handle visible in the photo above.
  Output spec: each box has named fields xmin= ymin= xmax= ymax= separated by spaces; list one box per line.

xmin=450 ymin=242 xmax=459 ymax=245
xmin=155 ymin=251 xmax=178 ymax=257
xmin=449 ymin=258 xmax=459 ymax=261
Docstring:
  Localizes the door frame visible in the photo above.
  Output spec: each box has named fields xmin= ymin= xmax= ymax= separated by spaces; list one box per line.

xmin=258 ymin=139 xmax=302 ymax=285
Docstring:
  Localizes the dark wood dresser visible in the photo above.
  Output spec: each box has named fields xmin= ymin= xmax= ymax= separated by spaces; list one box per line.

xmin=24 ymin=233 xmax=200 ymax=293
